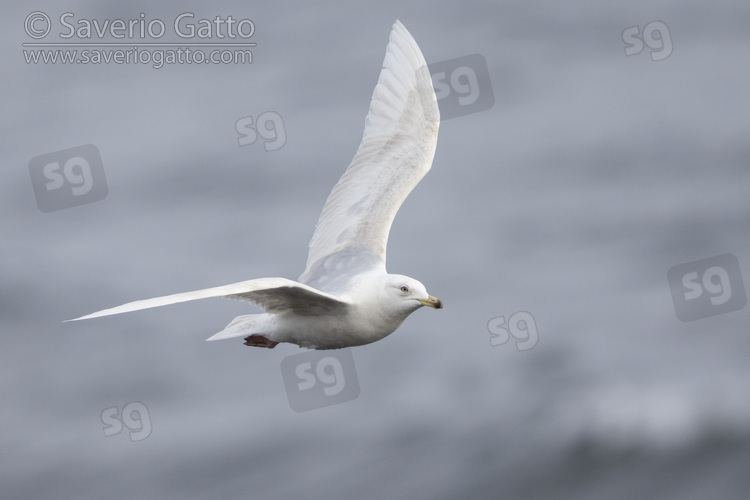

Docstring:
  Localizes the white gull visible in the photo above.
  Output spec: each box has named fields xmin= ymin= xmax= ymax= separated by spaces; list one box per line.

xmin=69 ymin=20 xmax=442 ymax=350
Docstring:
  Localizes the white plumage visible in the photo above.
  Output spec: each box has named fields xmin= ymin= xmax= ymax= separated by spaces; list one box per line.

xmin=68 ymin=21 xmax=442 ymax=350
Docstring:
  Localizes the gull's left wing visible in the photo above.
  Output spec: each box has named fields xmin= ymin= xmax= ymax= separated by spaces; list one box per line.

xmin=299 ymin=20 xmax=440 ymax=285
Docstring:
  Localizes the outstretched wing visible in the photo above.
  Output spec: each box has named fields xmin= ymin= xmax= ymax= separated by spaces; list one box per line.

xmin=299 ymin=20 xmax=439 ymax=284
xmin=67 ymin=277 xmax=349 ymax=321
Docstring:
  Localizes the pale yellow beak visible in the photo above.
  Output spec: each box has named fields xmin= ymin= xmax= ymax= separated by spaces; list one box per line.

xmin=418 ymin=295 xmax=443 ymax=309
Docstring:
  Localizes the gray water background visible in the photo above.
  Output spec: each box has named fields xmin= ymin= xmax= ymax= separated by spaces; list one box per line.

xmin=2 ymin=1 xmax=750 ymax=498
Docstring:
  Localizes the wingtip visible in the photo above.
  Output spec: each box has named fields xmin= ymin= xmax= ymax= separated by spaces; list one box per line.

xmin=64 ymin=309 xmax=120 ymax=322
xmin=391 ymin=20 xmax=409 ymax=37
xmin=391 ymin=20 xmax=413 ymax=41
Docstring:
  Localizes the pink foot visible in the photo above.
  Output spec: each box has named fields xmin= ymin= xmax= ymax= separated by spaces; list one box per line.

xmin=244 ymin=335 xmax=279 ymax=349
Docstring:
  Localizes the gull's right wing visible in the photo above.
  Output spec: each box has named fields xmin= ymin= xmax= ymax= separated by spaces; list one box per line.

xmin=67 ymin=277 xmax=349 ymax=321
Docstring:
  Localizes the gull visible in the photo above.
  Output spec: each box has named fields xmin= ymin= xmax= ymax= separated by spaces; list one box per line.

xmin=68 ymin=20 xmax=442 ymax=350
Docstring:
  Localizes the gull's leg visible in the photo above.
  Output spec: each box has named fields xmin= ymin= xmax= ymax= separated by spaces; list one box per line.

xmin=243 ymin=334 xmax=279 ymax=349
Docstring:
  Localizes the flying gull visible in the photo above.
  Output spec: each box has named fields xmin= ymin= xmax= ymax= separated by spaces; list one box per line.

xmin=69 ymin=20 xmax=442 ymax=350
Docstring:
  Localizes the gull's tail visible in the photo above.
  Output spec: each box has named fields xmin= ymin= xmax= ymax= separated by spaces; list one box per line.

xmin=205 ymin=313 xmax=277 ymax=343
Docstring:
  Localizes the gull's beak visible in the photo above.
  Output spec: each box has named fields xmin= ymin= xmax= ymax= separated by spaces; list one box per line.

xmin=418 ymin=295 xmax=443 ymax=309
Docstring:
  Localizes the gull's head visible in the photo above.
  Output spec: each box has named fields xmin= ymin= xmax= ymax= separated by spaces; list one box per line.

xmin=381 ymin=274 xmax=442 ymax=315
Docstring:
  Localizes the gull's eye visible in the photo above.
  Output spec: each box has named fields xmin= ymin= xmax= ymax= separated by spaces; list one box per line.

xmin=400 ymin=285 xmax=409 ymax=293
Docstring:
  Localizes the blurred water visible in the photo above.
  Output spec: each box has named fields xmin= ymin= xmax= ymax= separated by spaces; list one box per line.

xmin=3 ymin=1 xmax=750 ymax=499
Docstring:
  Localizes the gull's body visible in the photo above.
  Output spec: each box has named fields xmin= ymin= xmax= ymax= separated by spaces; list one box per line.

xmin=69 ymin=21 xmax=442 ymax=350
